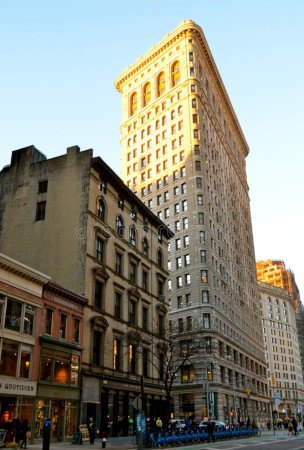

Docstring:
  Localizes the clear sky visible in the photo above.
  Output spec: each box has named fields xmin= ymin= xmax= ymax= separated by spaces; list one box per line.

xmin=1 ymin=0 xmax=303 ymax=298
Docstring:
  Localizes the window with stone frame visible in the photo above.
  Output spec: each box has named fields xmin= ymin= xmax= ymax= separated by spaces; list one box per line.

xmin=113 ymin=337 xmax=122 ymax=371
xmin=114 ymin=291 xmax=122 ymax=319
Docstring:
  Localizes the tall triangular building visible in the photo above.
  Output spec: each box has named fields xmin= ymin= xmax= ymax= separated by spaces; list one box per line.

xmin=116 ymin=20 xmax=269 ymax=423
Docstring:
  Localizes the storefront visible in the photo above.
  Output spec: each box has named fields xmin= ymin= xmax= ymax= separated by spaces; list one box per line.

xmin=0 ymin=377 xmax=37 ymax=430
xmin=37 ymin=337 xmax=82 ymax=440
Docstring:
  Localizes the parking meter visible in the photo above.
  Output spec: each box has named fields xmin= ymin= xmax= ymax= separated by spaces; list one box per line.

xmin=42 ymin=418 xmax=52 ymax=450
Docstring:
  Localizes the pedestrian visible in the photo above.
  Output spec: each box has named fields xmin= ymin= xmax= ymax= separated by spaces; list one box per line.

xmin=156 ymin=417 xmax=163 ymax=432
xmin=20 ymin=419 xmax=29 ymax=449
xmin=206 ymin=419 xmax=215 ymax=443
xmin=291 ymin=416 xmax=298 ymax=436
xmin=88 ymin=416 xmax=96 ymax=445
xmin=288 ymin=420 xmax=293 ymax=435
xmin=101 ymin=430 xmax=107 ymax=448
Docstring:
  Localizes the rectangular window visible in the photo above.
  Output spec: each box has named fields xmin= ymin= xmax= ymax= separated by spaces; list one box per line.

xmin=38 ymin=180 xmax=48 ymax=193
xmin=130 ymin=262 xmax=137 ymax=284
xmin=73 ymin=318 xmax=80 ymax=343
xmin=177 ymin=276 xmax=182 ymax=288
xmin=94 ymin=280 xmax=103 ymax=309
xmin=115 ymin=292 xmax=122 ymax=319
xmin=143 ymin=307 xmax=148 ymax=331
xmin=129 ymin=300 xmax=137 ymax=325
xmin=200 ymin=250 xmax=207 ymax=263
xmin=183 ymin=217 xmax=188 ymax=229
xmin=197 ymin=195 xmax=203 ymax=206
xmin=178 ymin=318 xmax=183 ymax=333
xmin=35 ymin=201 xmax=46 ymax=221
xmin=19 ymin=351 xmax=31 ymax=378
xmin=185 ymin=274 xmax=191 ymax=286
xmin=186 ymin=316 xmax=192 ymax=331
xmin=176 ymin=256 xmax=182 ymax=269
xmin=183 ymin=235 xmax=189 ymax=247
xmin=203 ymin=313 xmax=210 ymax=329
xmin=45 ymin=308 xmax=53 ymax=335
xmin=182 ymin=200 xmax=187 ymax=211
xmin=202 ymin=290 xmax=209 ymax=303
xmin=195 ymin=161 xmax=201 ymax=171
xmin=201 ymin=270 xmax=208 ymax=283
xmin=142 ymin=270 xmax=148 ymax=291
xmin=113 ymin=338 xmax=121 ymax=371
xmin=115 ymin=252 xmax=123 ymax=275
xmin=5 ymin=298 xmax=22 ymax=332
xmin=0 ymin=339 xmax=18 ymax=377
xmin=92 ymin=330 xmax=102 ymax=365
xmin=184 ymin=254 xmax=190 ymax=266
xmin=198 ymin=212 xmax=204 ymax=224
xmin=60 ymin=314 xmax=67 ymax=339
xmin=177 ymin=296 xmax=183 ymax=308
xmin=181 ymin=183 xmax=187 ymax=194
xmin=196 ymin=177 xmax=202 ymax=188
xmin=129 ymin=344 xmax=137 ymax=374
xmin=96 ymin=238 xmax=104 ymax=261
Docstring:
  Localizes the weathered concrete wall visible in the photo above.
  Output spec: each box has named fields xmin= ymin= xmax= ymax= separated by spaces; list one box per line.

xmin=0 ymin=145 xmax=92 ymax=296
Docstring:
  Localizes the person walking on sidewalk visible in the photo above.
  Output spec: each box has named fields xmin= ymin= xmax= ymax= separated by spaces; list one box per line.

xmin=292 ymin=416 xmax=298 ymax=436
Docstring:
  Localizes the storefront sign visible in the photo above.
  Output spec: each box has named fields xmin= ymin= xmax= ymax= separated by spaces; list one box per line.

xmin=0 ymin=378 xmax=37 ymax=396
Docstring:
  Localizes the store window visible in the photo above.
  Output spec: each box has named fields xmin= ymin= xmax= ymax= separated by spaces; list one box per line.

xmin=39 ymin=349 xmax=80 ymax=386
xmin=3 ymin=297 xmax=36 ymax=335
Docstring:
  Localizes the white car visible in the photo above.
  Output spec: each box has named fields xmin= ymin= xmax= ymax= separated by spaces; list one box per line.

xmin=170 ymin=419 xmax=186 ymax=429
xmin=199 ymin=420 xmax=225 ymax=429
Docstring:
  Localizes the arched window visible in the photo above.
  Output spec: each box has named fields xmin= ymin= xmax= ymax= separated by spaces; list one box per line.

xmin=157 ymin=72 xmax=166 ymax=97
xmin=142 ymin=238 xmax=149 ymax=256
xmin=116 ymin=215 xmax=124 ymax=237
xmin=172 ymin=61 xmax=180 ymax=87
xmin=157 ymin=249 xmax=163 ymax=268
xmin=178 ymin=105 xmax=182 ymax=115
xmin=162 ymin=115 xmax=166 ymax=126
xmin=130 ymin=227 xmax=137 ymax=247
xmin=97 ymin=199 xmax=106 ymax=222
xmin=143 ymin=82 xmax=151 ymax=106
xmin=130 ymin=92 xmax=138 ymax=116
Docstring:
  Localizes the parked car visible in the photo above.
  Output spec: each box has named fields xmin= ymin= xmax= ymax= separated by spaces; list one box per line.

xmin=170 ymin=419 xmax=186 ymax=429
xmin=199 ymin=420 xmax=225 ymax=429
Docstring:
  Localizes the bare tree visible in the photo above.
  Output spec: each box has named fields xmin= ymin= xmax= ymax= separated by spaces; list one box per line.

xmin=125 ymin=318 xmax=205 ymax=424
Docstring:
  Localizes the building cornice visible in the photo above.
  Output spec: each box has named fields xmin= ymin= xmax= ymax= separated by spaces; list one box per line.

xmin=0 ymin=252 xmax=50 ymax=285
xmin=115 ymin=19 xmax=249 ymax=156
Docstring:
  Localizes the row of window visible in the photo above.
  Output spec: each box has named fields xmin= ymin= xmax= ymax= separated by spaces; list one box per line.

xmin=127 ymin=113 xmax=184 ymax=146
xmin=96 ymin=201 xmax=164 ymax=259
xmin=127 ymin=149 xmax=186 ymax=178
xmin=94 ymin=266 xmax=165 ymax=313
xmin=129 ymin=61 xmax=181 ymax=116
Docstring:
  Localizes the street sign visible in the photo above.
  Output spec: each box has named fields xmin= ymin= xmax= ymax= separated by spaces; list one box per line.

xmin=274 ymin=391 xmax=280 ymax=406
xmin=132 ymin=396 xmax=142 ymax=411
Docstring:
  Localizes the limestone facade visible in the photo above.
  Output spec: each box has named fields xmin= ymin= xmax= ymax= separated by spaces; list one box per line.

xmin=259 ymin=282 xmax=304 ymax=418
xmin=115 ymin=20 xmax=269 ymax=423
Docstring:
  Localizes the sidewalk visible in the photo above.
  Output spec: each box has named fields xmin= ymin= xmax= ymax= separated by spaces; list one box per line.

xmin=27 ymin=436 xmax=136 ymax=449
xmin=25 ymin=429 xmax=303 ymax=449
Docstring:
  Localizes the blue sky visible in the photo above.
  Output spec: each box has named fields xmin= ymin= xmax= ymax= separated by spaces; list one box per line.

xmin=1 ymin=0 xmax=303 ymax=297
